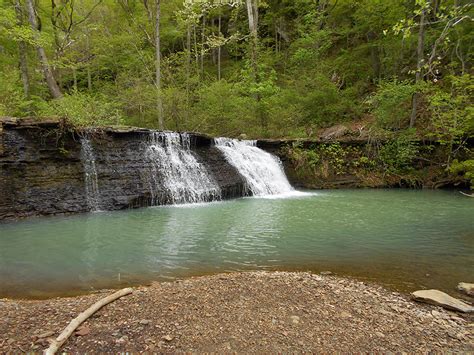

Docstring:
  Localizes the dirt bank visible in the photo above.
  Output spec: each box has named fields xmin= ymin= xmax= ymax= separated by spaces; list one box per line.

xmin=1 ymin=271 xmax=472 ymax=352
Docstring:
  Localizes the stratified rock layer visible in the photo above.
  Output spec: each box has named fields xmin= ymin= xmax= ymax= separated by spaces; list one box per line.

xmin=0 ymin=119 xmax=246 ymax=220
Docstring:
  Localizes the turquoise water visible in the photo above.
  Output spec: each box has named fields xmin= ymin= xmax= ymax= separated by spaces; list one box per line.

xmin=0 ymin=189 xmax=472 ymax=298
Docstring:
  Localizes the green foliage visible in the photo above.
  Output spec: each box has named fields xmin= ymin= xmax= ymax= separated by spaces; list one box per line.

xmin=0 ymin=69 xmax=27 ymax=116
xmin=38 ymin=92 xmax=123 ymax=127
xmin=0 ymin=0 xmax=472 ymax=144
xmin=449 ymin=159 xmax=474 ymax=189
xmin=285 ymin=142 xmax=352 ymax=177
xmin=0 ymin=7 xmax=46 ymax=46
xmin=370 ymin=80 xmax=418 ymax=128
xmin=425 ymin=74 xmax=474 ymax=144
xmin=379 ymin=134 xmax=419 ymax=173
xmin=353 ymin=155 xmax=377 ymax=170
xmin=319 ymin=143 xmax=348 ymax=175
xmin=193 ymin=80 xmax=254 ymax=136
xmin=285 ymin=142 xmax=320 ymax=172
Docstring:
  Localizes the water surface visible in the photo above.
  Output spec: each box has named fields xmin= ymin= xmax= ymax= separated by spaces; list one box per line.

xmin=0 ymin=189 xmax=472 ymax=298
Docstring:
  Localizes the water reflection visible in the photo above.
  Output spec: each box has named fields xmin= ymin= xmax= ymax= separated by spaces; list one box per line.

xmin=0 ymin=189 xmax=472 ymax=298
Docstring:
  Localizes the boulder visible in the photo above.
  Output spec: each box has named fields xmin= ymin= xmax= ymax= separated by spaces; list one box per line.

xmin=318 ymin=124 xmax=349 ymax=140
xmin=457 ymin=282 xmax=474 ymax=296
xmin=411 ymin=289 xmax=474 ymax=313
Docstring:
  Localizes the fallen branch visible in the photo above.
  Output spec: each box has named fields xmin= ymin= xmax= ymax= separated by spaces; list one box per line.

xmin=44 ymin=287 xmax=133 ymax=355
xmin=459 ymin=191 xmax=474 ymax=198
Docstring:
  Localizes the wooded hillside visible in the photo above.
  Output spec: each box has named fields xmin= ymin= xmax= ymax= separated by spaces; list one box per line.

xmin=0 ymin=0 xmax=472 ymax=140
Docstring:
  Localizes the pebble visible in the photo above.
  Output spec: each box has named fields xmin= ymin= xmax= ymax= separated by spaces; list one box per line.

xmin=162 ymin=335 xmax=174 ymax=342
xmin=1 ymin=271 xmax=471 ymax=352
xmin=290 ymin=315 xmax=300 ymax=324
xmin=37 ymin=330 xmax=55 ymax=339
xmin=340 ymin=311 xmax=352 ymax=318
xmin=115 ymin=335 xmax=128 ymax=344
xmin=75 ymin=326 xmax=90 ymax=336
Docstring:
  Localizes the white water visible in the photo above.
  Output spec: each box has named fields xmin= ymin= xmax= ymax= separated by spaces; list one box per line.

xmin=146 ymin=132 xmax=221 ymax=205
xmin=80 ymin=137 xmax=101 ymax=211
xmin=215 ymin=138 xmax=295 ymax=196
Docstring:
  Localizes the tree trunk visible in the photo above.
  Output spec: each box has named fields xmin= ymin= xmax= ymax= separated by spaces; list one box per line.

xmin=410 ymin=5 xmax=426 ymax=128
xmin=50 ymin=0 xmax=62 ymax=88
xmin=13 ymin=0 xmax=30 ymax=99
xmin=246 ymin=0 xmax=265 ymax=130
xmin=246 ymin=0 xmax=258 ymax=79
xmin=275 ymin=24 xmax=278 ymax=53
xmin=217 ymin=13 xmax=221 ymax=80
xmin=25 ymin=0 xmax=62 ymax=99
xmin=187 ymin=24 xmax=191 ymax=73
xmin=86 ymin=34 xmax=92 ymax=91
xmin=186 ymin=23 xmax=191 ymax=122
xmin=155 ymin=0 xmax=164 ymax=130
xmin=87 ymin=67 xmax=92 ymax=91
xmin=201 ymin=11 xmax=205 ymax=76
xmin=193 ymin=25 xmax=199 ymax=70
xmin=73 ymin=67 xmax=77 ymax=91
xmin=367 ymin=31 xmax=381 ymax=80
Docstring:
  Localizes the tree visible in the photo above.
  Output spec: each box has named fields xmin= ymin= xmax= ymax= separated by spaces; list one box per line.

xmin=13 ymin=0 xmax=30 ymax=99
xmin=246 ymin=0 xmax=258 ymax=79
xmin=25 ymin=0 xmax=62 ymax=98
xmin=217 ymin=9 xmax=222 ymax=80
xmin=410 ymin=0 xmax=428 ymax=128
xmin=155 ymin=0 xmax=164 ymax=130
xmin=0 ymin=0 xmax=471 ymax=142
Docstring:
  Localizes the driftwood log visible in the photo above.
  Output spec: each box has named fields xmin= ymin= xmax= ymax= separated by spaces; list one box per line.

xmin=44 ymin=287 xmax=133 ymax=355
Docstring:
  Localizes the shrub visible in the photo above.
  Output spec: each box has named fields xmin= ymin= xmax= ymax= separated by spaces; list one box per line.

xmin=371 ymin=80 xmax=418 ymax=128
xmin=38 ymin=92 xmax=124 ymax=127
xmin=449 ymin=159 xmax=474 ymax=189
xmin=379 ymin=134 xmax=419 ymax=173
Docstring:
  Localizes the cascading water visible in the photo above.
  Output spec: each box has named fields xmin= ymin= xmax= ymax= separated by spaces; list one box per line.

xmin=215 ymin=138 xmax=295 ymax=196
xmin=146 ymin=132 xmax=221 ymax=205
xmin=80 ymin=137 xmax=101 ymax=211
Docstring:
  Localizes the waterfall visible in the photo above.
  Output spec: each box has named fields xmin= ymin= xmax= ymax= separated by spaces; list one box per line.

xmin=80 ymin=137 xmax=101 ymax=211
xmin=146 ymin=132 xmax=221 ymax=205
xmin=215 ymin=138 xmax=295 ymax=196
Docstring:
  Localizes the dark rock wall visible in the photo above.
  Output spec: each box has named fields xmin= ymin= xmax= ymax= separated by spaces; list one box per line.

xmin=0 ymin=121 xmax=247 ymax=221
xmin=0 ymin=125 xmax=88 ymax=220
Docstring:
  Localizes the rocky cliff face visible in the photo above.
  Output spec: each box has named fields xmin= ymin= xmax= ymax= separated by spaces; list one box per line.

xmin=0 ymin=118 xmax=247 ymax=221
xmin=2 ymin=118 xmax=463 ymax=221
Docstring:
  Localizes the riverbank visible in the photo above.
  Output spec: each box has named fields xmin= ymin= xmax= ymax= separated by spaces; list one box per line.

xmin=1 ymin=272 xmax=472 ymax=352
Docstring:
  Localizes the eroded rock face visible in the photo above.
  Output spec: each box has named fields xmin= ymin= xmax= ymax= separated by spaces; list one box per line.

xmin=0 ymin=124 xmax=88 ymax=220
xmin=0 ymin=120 xmax=247 ymax=220
xmin=411 ymin=289 xmax=474 ymax=313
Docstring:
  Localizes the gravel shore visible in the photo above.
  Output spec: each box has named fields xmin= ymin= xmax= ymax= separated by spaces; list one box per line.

xmin=1 ymin=271 xmax=473 ymax=352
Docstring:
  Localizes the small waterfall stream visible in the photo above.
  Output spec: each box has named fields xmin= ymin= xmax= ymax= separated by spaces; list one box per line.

xmin=80 ymin=137 xmax=101 ymax=211
xmin=215 ymin=138 xmax=295 ymax=196
xmin=80 ymin=133 xmax=295 ymax=210
xmin=146 ymin=132 xmax=221 ymax=204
